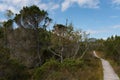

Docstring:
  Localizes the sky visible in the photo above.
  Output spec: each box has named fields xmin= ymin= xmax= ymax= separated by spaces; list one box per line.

xmin=1 ymin=0 xmax=120 ymax=39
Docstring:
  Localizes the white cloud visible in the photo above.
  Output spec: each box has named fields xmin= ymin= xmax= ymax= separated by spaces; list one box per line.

xmin=0 ymin=18 xmax=7 ymax=22
xmin=61 ymin=0 xmax=100 ymax=11
xmin=86 ymin=29 xmax=109 ymax=34
xmin=38 ymin=3 xmax=49 ymax=10
xmin=38 ymin=2 xmax=60 ymax=11
xmin=51 ymin=4 xmax=60 ymax=10
xmin=112 ymin=0 xmax=120 ymax=8
xmin=110 ymin=16 xmax=119 ymax=18
xmin=0 ymin=0 xmax=59 ymax=13
xmin=61 ymin=0 xmax=72 ymax=11
xmin=112 ymin=25 xmax=120 ymax=29
xmin=112 ymin=0 xmax=120 ymax=6
xmin=0 ymin=4 xmax=8 ymax=12
xmin=86 ymin=29 xmax=99 ymax=34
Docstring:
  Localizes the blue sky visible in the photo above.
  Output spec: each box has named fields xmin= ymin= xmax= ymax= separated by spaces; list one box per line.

xmin=1 ymin=0 xmax=120 ymax=39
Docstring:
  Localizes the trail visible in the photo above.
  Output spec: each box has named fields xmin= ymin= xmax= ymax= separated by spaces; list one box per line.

xmin=93 ymin=51 xmax=120 ymax=80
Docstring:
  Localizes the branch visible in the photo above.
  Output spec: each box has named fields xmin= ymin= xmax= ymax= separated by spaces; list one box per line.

xmin=48 ymin=46 xmax=61 ymax=57
xmin=80 ymin=46 xmax=89 ymax=59
xmin=73 ymin=42 xmax=80 ymax=59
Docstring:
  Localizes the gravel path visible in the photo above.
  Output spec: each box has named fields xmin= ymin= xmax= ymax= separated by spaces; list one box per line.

xmin=93 ymin=51 xmax=120 ymax=80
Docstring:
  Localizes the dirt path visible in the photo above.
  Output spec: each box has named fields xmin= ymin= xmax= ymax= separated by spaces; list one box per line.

xmin=93 ymin=51 xmax=120 ymax=80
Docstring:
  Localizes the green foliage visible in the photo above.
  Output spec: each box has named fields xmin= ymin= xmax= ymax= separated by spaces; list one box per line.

xmin=102 ymin=35 xmax=120 ymax=77
xmin=0 ymin=5 xmax=102 ymax=80
xmin=0 ymin=47 xmax=30 ymax=80
xmin=33 ymin=52 xmax=102 ymax=80
xmin=2 ymin=60 xmax=29 ymax=80
xmin=0 ymin=27 xmax=4 ymax=38
xmin=5 ymin=10 xmax=14 ymax=19
xmin=61 ymin=59 xmax=84 ymax=70
xmin=14 ymin=5 xmax=51 ymax=29
xmin=33 ymin=59 xmax=60 ymax=80
xmin=0 ymin=47 xmax=10 ymax=64
xmin=104 ymin=35 xmax=120 ymax=64
xmin=3 ymin=19 xmax=13 ymax=29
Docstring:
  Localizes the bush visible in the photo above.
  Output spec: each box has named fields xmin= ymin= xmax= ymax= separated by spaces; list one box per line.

xmin=0 ymin=47 xmax=30 ymax=80
xmin=33 ymin=59 xmax=60 ymax=80
xmin=33 ymin=53 xmax=102 ymax=80
xmin=7 ymin=60 xmax=30 ymax=80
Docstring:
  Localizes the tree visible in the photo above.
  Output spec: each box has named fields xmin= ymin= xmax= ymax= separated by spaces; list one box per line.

xmin=104 ymin=35 xmax=120 ymax=64
xmin=5 ymin=10 xmax=14 ymax=20
xmin=3 ymin=19 xmax=13 ymax=48
xmin=14 ymin=5 xmax=52 ymax=65
xmin=14 ymin=5 xmax=52 ymax=29
xmin=49 ymin=23 xmax=85 ymax=62
xmin=0 ymin=22 xmax=3 ymax=27
xmin=0 ymin=47 xmax=30 ymax=80
xmin=80 ymin=31 xmax=89 ymax=59
xmin=51 ymin=24 xmax=67 ymax=63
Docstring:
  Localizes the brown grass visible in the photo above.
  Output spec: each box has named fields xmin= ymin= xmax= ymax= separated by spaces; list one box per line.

xmin=96 ymin=51 xmax=120 ymax=78
xmin=108 ymin=59 xmax=120 ymax=78
xmin=95 ymin=51 xmax=105 ymax=58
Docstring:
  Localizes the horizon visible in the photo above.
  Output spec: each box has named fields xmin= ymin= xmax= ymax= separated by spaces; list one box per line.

xmin=0 ymin=0 xmax=120 ymax=39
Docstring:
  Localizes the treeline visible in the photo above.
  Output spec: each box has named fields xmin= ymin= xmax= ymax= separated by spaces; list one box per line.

xmin=94 ymin=35 xmax=120 ymax=77
xmin=0 ymin=5 xmax=90 ymax=80
xmin=104 ymin=35 xmax=120 ymax=64
xmin=95 ymin=35 xmax=120 ymax=65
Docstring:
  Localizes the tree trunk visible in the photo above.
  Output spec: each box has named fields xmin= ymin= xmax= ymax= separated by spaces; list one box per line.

xmin=73 ymin=42 xmax=80 ymax=59
xmin=80 ymin=43 xmax=89 ymax=59
xmin=35 ymin=25 xmax=41 ymax=66
xmin=60 ymin=47 xmax=64 ymax=63
xmin=48 ymin=46 xmax=61 ymax=57
xmin=4 ymin=27 xmax=7 ymax=48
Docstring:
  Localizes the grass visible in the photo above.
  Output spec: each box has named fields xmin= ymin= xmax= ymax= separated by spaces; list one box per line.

xmin=33 ymin=51 xmax=103 ymax=80
xmin=95 ymin=51 xmax=105 ymax=58
xmin=94 ymin=51 xmax=104 ymax=80
xmin=107 ymin=59 xmax=120 ymax=78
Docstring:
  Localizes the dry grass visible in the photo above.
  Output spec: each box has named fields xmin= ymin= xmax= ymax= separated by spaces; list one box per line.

xmin=108 ymin=59 xmax=120 ymax=78
xmin=95 ymin=51 xmax=105 ymax=58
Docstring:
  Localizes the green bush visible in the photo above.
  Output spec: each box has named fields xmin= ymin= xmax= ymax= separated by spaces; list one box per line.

xmin=0 ymin=47 xmax=30 ymax=80
xmin=33 ymin=58 xmax=85 ymax=80
xmin=7 ymin=60 xmax=30 ymax=80
xmin=33 ymin=59 xmax=60 ymax=80
xmin=61 ymin=59 xmax=84 ymax=71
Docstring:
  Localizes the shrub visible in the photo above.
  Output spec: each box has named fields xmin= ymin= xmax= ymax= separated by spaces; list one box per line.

xmin=33 ymin=59 xmax=60 ymax=80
